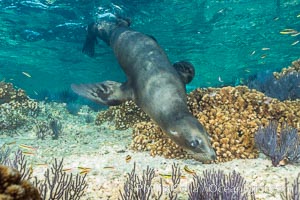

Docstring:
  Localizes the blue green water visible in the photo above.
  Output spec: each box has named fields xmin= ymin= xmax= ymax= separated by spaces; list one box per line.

xmin=0 ymin=0 xmax=299 ymax=98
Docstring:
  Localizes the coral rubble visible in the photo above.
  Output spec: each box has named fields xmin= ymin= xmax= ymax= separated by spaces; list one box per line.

xmin=0 ymin=165 xmax=41 ymax=200
xmin=96 ymin=100 xmax=150 ymax=129
xmin=0 ymin=82 xmax=39 ymax=130
xmin=96 ymin=85 xmax=300 ymax=162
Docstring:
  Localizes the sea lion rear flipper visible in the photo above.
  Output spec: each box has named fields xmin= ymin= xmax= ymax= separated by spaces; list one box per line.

xmin=82 ymin=22 xmax=98 ymax=57
xmin=173 ymin=61 xmax=195 ymax=84
xmin=71 ymin=81 xmax=133 ymax=106
xmin=146 ymin=34 xmax=157 ymax=43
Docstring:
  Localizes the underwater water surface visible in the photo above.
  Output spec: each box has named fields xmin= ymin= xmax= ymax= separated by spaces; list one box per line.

xmin=0 ymin=0 xmax=300 ymax=97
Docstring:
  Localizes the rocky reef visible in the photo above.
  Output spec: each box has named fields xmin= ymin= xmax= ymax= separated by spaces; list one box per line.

xmin=96 ymin=85 xmax=300 ymax=162
xmin=0 ymin=82 xmax=39 ymax=131
xmin=273 ymin=59 xmax=300 ymax=79
xmin=0 ymin=164 xmax=41 ymax=200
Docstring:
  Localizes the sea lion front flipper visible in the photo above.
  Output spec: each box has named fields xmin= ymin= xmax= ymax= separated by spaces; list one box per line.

xmin=82 ymin=22 xmax=98 ymax=57
xmin=173 ymin=61 xmax=195 ymax=84
xmin=71 ymin=81 xmax=133 ymax=106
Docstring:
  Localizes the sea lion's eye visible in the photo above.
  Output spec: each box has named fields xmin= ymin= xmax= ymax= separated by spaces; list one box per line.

xmin=190 ymin=140 xmax=201 ymax=148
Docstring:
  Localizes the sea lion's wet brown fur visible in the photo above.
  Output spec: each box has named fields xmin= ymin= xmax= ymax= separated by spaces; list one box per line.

xmin=72 ymin=17 xmax=216 ymax=161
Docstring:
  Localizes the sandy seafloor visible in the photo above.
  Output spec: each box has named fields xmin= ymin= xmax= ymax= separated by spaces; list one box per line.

xmin=1 ymin=102 xmax=299 ymax=200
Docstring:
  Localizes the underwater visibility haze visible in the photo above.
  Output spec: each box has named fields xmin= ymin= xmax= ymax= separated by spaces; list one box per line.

xmin=1 ymin=0 xmax=300 ymax=96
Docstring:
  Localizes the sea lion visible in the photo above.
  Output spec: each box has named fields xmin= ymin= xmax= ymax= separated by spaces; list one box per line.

xmin=72 ymin=16 xmax=216 ymax=161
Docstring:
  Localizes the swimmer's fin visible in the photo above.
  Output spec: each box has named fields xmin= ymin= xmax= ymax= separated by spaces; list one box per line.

xmin=71 ymin=81 xmax=133 ymax=106
xmin=82 ymin=22 xmax=98 ymax=57
xmin=173 ymin=61 xmax=195 ymax=84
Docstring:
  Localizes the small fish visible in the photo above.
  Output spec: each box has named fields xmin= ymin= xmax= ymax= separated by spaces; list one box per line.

xmin=22 ymin=151 xmax=35 ymax=156
xmin=273 ymin=17 xmax=279 ymax=21
xmin=19 ymin=144 xmax=37 ymax=151
xmin=78 ymin=167 xmax=92 ymax=171
xmin=280 ymin=29 xmax=298 ymax=35
xmin=125 ymin=155 xmax=132 ymax=163
xmin=261 ymin=48 xmax=270 ymax=51
xmin=291 ymin=41 xmax=299 ymax=46
xmin=291 ymin=32 xmax=300 ymax=37
xmin=36 ymin=163 xmax=48 ymax=167
xmin=245 ymin=69 xmax=251 ymax=73
xmin=5 ymin=141 xmax=16 ymax=145
xmin=159 ymin=173 xmax=186 ymax=179
xmin=79 ymin=170 xmax=90 ymax=175
xmin=261 ymin=54 xmax=267 ymax=59
xmin=33 ymin=91 xmax=39 ymax=95
xmin=22 ymin=71 xmax=31 ymax=78
xmin=78 ymin=167 xmax=92 ymax=175
xmin=218 ymin=76 xmax=224 ymax=83
xmin=62 ymin=168 xmax=73 ymax=172
xmin=159 ymin=173 xmax=172 ymax=178
xmin=297 ymin=14 xmax=300 ymax=18
xmin=183 ymin=165 xmax=196 ymax=175
xmin=103 ymin=166 xmax=115 ymax=169
xmin=250 ymin=50 xmax=256 ymax=55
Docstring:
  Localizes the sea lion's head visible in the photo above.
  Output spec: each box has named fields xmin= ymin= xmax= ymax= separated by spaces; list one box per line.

xmin=93 ymin=14 xmax=130 ymax=45
xmin=167 ymin=116 xmax=216 ymax=162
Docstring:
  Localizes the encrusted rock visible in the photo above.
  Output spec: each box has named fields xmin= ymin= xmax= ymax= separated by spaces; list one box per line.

xmin=0 ymin=165 xmax=41 ymax=199
xmin=96 ymin=100 xmax=150 ymax=130
xmin=0 ymin=82 xmax=39 ymax=130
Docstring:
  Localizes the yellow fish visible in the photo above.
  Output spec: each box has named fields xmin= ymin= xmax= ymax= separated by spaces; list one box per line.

xmin=184 ymin=165 xmax=196 ymax=175
xmin=36 ymin=163 xmax=48 ymax=167
xmin=159 ymin=173 xmax=186 ymax=179
xmin=78 ymin=167 xmax=92 ymax=175
xmin=125 ymin=155 xmax=132 ymax=163
xmin=19 ymin=144 xmax=37 ymax=151
xmin=62 ymin=168 xmax=73 ymax=172
xmin=78 ymin=166 xmax=92 ymax=171
xmin=22 ymin=151 xmax=35 ymax=156
xmin=280 ymin=29 xmax=298 ymax=35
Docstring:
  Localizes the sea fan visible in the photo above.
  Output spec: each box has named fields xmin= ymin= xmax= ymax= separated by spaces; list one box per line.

xmin=255 ymin=121 xmax=299 ymax=166
xmin=247 ymin=71 xmax=300 ymax=101
xmin=282 ymin=173 xmax=300 ymax=200
xmin=188 ymin=169 xmax=250 ymax=200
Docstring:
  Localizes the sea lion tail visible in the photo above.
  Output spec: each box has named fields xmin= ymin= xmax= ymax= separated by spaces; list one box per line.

xmin=82 ymin=22 xmax=98 ymax=57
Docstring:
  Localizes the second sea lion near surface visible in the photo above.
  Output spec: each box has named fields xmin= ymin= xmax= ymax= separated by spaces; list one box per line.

xmin=72 ymin=16 xmax=216 ymax=162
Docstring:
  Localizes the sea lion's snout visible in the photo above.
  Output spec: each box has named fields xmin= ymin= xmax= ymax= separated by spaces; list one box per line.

xmin=188 ymin=138 xmax=217 ymax=161
xmin=168 ymin=116 xmax=216 ymax=162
